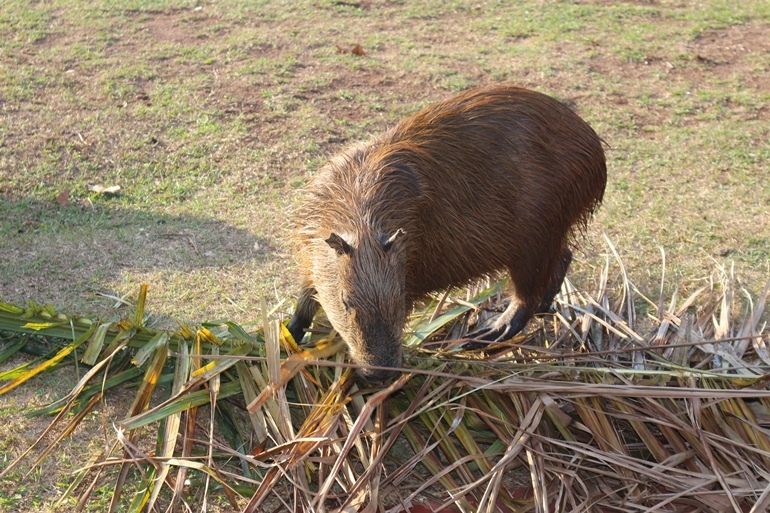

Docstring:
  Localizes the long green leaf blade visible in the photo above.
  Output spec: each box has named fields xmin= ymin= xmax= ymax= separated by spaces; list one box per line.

xmin=0 ymin=323 xmax=96 ymax=395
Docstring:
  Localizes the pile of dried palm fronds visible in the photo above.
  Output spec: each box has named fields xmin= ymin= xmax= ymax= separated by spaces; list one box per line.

xmin=1 ymin=246 xmax=769 ymax=513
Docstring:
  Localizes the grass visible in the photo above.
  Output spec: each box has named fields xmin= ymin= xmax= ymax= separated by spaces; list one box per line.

xmin=1 ymin=0 xmax=769 ymax=511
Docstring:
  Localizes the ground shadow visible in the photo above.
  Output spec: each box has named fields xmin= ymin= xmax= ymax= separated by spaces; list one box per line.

xmin=0 ymin=196 xmax=283 ymax=320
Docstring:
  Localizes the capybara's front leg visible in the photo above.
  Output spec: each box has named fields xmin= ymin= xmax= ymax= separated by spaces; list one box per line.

xmin=536 ymin=248 xmax=572 ymax=314
xmin=287 ymin=285 xmax=319 ymax=343
xmin=465 ymin=301 xmax=534 ymax=345
xmin=465 ymin=247 xmax=572 ymax=346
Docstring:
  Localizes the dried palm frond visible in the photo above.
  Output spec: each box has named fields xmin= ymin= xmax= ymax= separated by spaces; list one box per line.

xmin=1 ymin=249 xmax=769 ymax=512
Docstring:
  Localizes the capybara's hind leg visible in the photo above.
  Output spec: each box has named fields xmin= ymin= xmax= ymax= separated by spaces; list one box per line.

xmin=535 ymin=248 xmax=572 ymax=314
xmin=287 ymin=285 xmax=319 ymax=343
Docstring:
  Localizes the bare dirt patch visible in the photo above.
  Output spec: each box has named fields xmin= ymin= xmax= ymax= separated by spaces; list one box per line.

xmin=587 ymin=20 xmax=770 ymax=133
xmin=144 ymin=9 xmax=214 ymax=45
xmin=689 ymin=23 xmax=770 ymax=92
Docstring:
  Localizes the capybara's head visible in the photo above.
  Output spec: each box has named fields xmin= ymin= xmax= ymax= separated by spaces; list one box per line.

xmin=313 ymin=227 xmax=408 ymax=382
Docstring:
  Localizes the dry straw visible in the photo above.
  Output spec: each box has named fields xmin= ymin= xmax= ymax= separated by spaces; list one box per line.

xmin=1 ymin=243 xmax=769 ymax=512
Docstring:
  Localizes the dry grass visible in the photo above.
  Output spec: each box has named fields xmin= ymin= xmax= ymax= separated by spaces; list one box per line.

xmin=1 ymin=244 xmax=768 ymax=512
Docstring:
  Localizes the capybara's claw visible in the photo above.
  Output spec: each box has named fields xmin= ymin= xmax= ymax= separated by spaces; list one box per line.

xmin=459 ymin=326 xmax=500 ymax=350
xmin=465 ymin=326 xmax=498 ymax=341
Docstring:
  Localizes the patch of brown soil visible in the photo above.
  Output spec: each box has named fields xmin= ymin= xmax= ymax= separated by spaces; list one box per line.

xmin=587 ymin=21 xmax=770 ymax=130
xmin=143 ymin=8 xmax=218 ymax=45
xmin=687 ymin=23 xmax=770 ymax=94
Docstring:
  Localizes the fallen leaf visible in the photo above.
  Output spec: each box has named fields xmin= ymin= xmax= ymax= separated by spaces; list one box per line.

xmin=56 ymin=189 xmax=70 ymax=206
xmin=335 ymin=43 xmax=366 ymax=56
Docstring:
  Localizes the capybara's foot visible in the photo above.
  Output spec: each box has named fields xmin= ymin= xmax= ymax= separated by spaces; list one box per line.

xmin=461 ymin=305 xmax=533 ymax=349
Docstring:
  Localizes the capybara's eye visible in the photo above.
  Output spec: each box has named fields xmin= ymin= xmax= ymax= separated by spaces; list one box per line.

xmin=341 ymin=292 xmax=351 ymax=312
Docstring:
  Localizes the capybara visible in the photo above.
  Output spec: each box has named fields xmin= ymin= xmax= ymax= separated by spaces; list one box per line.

xmin=287 ymin=84 xmax=607 ymax=382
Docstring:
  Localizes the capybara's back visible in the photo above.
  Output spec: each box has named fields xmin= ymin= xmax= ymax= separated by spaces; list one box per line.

xmin=288 ymin=84 xmax=607 ymax=382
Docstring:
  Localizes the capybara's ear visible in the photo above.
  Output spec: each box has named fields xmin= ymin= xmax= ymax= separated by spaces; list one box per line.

xmin=325 ymin=233 xmax=353 ymax=256
xmin=381 ymin=228 xmax=406 ymax=252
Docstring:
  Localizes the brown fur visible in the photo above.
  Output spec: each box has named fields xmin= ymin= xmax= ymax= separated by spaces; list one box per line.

xmin=287 ymin=84 xmax=607 ymax=382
